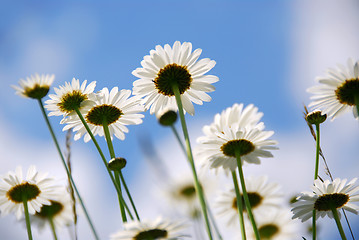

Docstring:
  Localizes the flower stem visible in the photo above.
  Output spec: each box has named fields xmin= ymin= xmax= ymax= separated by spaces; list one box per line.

xmin=37 ymin=99 xmax=99 ymax=240
xmin=231 ymin=171 xmax=247 ymax=240
xmin=172 ymin=85 xmax=213 ymax=240
xmin=312 ymin=123 xmax=320 ymax=240
xmin=74 ymin=108 xmax=134 ymax=220
xmin=119 ymin=171 xmax=141 ymax=221
xmin=114 ymin=170 xmax=127 ymax=222
xmin=170 ymin=124 xmax=222 ymax=240
xmin=22 ymin=199 xmax=33 ymax=240
xmin=49 ymin=218 xmax=58 ymax=240
xmin=331 ymin=207 xmax=347 ymax=240
xmin=235 ymin=150 xmax=260 ymax=240
xmin=355 ymin=94 xmax=359 ymax=119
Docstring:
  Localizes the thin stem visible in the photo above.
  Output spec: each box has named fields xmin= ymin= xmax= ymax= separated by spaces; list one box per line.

xmin=231 ymin=171 xmax=246 ymax=240
xmin=119 ymin=171 xmax=140 ymax=221
xmin=312 ymin=123 xmax=320 ymax=240
xmin=49 ymin=218 xmax=58 ymax=240
xmin=23 ymin=199 xmax=33 ymax=240
xmin=74 ymin=108 xmax=134 ymax=220
xmin=170 ymin=125 xmax=186 ymax=153
xmin=172 ymin=85 xmax=213 ymax=240
xmin=114 ymin=171 xmax=127 ymax=222
xmin=354 ymin=94 xmax=359 ymax=119
xmin=37 ymin=100 xmax=99 ymax=240
xmin=331 ymin=207 xmax=347 ymax=240
xmin=235 ymin=150 xmax=260 ymax=240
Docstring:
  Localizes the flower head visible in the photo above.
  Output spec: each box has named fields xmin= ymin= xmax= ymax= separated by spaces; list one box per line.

xmin=110 ymin=217 xmax=188 ymax=240
xmin=197 ymin=125 xmax=277 ymax=172
xmin=215 ymin=176 xmax=282 ymax=226
xmin=45 ymin=78 xmax=96 ymax=117
xmin=132 ymin=41 xmax=218 ymax=116
xmin=291 ymin=178 xmax=359 ymax=222
xmin=30 ymin=188 xmax=74 ymax=231
xmin=0 ymin=166 xmax=60 ymax=219
xmin=307 ymin=58 xmax=359 ymax=120
xmin=305 ymin=109 xmax=327 ymax=125
xmin=12 ymin=73 xmax=54 ymax=99
xmin=246 ymin=209 xmax=298 ymax=240
xmin=62 ymin=87 xmax=144 ymax=142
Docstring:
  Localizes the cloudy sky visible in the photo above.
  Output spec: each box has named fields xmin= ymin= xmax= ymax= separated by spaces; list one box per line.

xmin=1 ymin=1 xmax=359 ymax=239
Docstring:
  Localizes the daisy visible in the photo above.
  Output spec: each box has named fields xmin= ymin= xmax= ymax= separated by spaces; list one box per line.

xmin=132 ymin=41 xmax=218 ymax=116
xmin=156 ymin=106 xmax=178 ymax=126
xmin=291 ymin=178 xmax=359 ymax=222
xmin=45 ymin=78 xmax=96 ymax=117
xmin=62 ymin=87 xmax=144 ymax=142
xmin=110 ymin=217 xmax=188 ymax=240
xmin=12 ymin=73 xmax=54 ymax=99
xmin=202 ymin=103 xmax=265 ymax=138
xmin=0 ymin=166 xmax=60 ymax=220
xmin=246 ymin=209 xmax=298 ymax=240
xmin=305 ymin=109 xmax=327 ymax=125
xmin=30 ymin=188 xmax=74 ymax=231
xmin=197 ymin=125 xmax=278 ymax=172
xmin=307 ymin=58 xmax=359 ymax=120
xmin=215 ymin=176 xmax=282 ymax=226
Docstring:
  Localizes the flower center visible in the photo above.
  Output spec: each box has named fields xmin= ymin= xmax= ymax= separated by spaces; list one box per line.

xmin=154 ymin=63 xmax=192 ymax=96
xmin=86 ymin=104 xmax=123 ymax=126
xmin=314 ymin=193 xmax=349 ymax=211
xmin=57 ymin=90 xmax=88 ymax=113
xmin=24 ymin=84 xmax=50 ymax=99
xmin=134 ymin=229 xmax=168 ymax=240
xmin=179 ymin=185 xmax=196 ymax=199
xmin=36 ymin=200 xmax=64 ymax=219
xmin=258 ymin=224 xmax=279 ymax=239
xmin=221 ymin=139 xmax=255 ymax=157
xmin=6 ymin=182 xmax=41 ymax=203
xmin=335 ymin=78 xmax=359 ymax=106
xmin=232 ymin=192 xmax=263 ymax=211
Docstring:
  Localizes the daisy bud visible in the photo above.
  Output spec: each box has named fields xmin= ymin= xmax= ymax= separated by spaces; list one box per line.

xmin=108 ymin=157 xmax=127 ymax=171
xmin=306 ymin=110 xmax=327 ymax=125
xmin=157 ymin=109 xmax=178 ymax=126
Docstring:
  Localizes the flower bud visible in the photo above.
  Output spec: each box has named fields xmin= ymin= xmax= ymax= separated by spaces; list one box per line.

xmin=306 ymin=110 xmax=327 ymax=125
xmin=108 ymin=157 xmax=127 ymax=171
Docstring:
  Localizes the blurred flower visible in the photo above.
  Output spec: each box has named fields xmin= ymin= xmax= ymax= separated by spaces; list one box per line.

xmin=197 ymin=125 xmax=277 ymax=172
xmin=30 ymin=188 xmax=74 ymax=231
xmin=0 ymin=166 xmax=60 ymax=220
xmin=156 ymin=107 xmax=178 ymax=126
xmin=62 ymin=87 xmax=144 ymax=142
xmin=12 ymin=73 xmax=54 ymax=99
xmin=215 ymin=176 xmax=282 ymax=226
xmin=132 ymin=41 xmax=218 ymax=116
xmin=110 ymin=217 xmax=188 ymax=240
xmin=291 ymin=178 xmax=359 ymax=222
xmin=307 ymin=58 xmax=359 ymax=120
xmin=247 ymin=208 xmax=298 ymax=240
xmin=45 ymin=78 xmax=96 ymax=117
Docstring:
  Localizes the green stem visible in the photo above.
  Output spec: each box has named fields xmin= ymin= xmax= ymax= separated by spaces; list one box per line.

xmin=49 ymin=218 xmax=58 ymax=240
xmin=331 ymin=207 xmax=347 ymax=240
xmin=22 ymin=199 xmax=33 ymax=240
xmin=37 ymin=100 xmax=99 ymax=240
xmin=235 ymin=150 xmax=260 ymax=240
xmin=119 ymin=171 xmax=140 ymax=221
xmin=170 ymin=125 xmax=186 ymax=153
xmin=172 ymin=85 xmax=213 ymax=240
xmin=114 ymin=171 xmax=127 ymax=222
xmin=74 ymin=108 xmax=134 ymax=220
xmin=354 ymin=94 xmax=359 ymax=119
xmin=312 ymin=123 xmax=320 ymax=240
xmin=231 ymin=171 xmax=246 ymax=240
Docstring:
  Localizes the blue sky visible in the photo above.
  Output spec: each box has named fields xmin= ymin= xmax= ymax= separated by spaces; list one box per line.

xmin=1 ymin=1 xmax=359 ymax=239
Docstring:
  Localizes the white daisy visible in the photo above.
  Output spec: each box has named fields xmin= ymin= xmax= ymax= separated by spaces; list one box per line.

xmin=30 ymin=188 xmax=74 ymax=231
xmin=246 ymin=208 xmax=298 ymax=240
xmin=110 ymin=217 xmax=188 ymax=240
xmin=215 ymin=176 xmax=282 ymax=226
xmin=197 ymin=125 xmax=278 ymax=172
xmin=62 ymin=87 xmax=144 ymax=142
xmin=291 ymin=178 xmax=359 ymax=222
xmin=0 ymin=166 xmax=60 ymax=220
xmin=307 ymin=58 xmax=359 ymax=120
xmin=45 ymin=78 xmax=96 ymax=117
xmin=202 ymin=103 xmax=265 ymax=138
xmin=12 ymin=73 xmax=54 ymax=99
xmin=132 ymin=41 xmax=218 ymax=116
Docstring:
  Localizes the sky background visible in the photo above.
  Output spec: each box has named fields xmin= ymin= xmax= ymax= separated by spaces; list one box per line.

xmin=1 ymin=1 xmax=359 ymax=239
